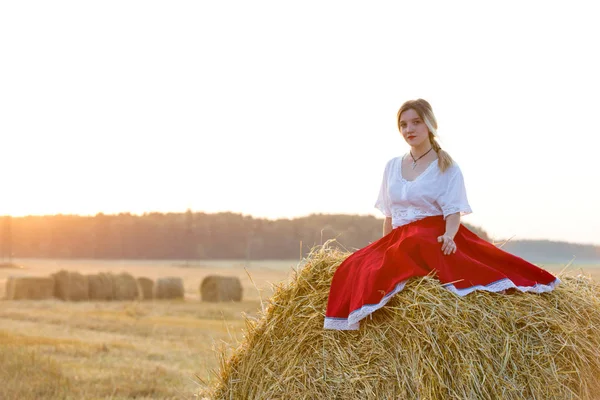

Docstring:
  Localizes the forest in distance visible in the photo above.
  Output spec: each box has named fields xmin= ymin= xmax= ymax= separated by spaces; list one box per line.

xmin=1 ymin=211 xmax=599 ymax=264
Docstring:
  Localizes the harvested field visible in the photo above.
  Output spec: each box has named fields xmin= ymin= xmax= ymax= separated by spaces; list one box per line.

xmin=0 ymin=257 xmax=598 ymax=399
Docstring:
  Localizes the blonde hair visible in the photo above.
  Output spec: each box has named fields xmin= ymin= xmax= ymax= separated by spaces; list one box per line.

xmin=397 ymin=99 xmax=453 ymax=172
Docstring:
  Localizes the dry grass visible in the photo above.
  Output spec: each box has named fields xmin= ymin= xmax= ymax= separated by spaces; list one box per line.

xmin=1 ymin=341 xmax=71 ymax=399
xmin=0 ymin=258 xmax=295 ymax=399
xmin=209 ymin=248 xmax=600 ymax=400
xmin=0 ymin=300 xmax=259 ymax=399
xmin=1 ymin=257 xmax=598 ymax=399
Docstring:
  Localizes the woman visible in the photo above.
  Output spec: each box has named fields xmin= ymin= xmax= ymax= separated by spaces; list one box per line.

xmin=323 ymin=99 xmax=559 ymax=331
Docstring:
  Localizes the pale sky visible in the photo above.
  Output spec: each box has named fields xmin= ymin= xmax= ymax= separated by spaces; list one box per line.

xmin=1 ymin=1 xmax=599 ymax=245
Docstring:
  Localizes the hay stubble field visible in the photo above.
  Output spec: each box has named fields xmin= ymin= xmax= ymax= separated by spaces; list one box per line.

xmin=1 ymin=258 xmax=598 ymax=399
xmin=0 ymin=258 xmax=295 ymax=399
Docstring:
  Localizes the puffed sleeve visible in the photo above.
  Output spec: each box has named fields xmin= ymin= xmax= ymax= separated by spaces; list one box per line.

xmin=436 ymin=164 xmax=472 ymax=218
xmin=374 ymin=159 xmax=393 ymax=218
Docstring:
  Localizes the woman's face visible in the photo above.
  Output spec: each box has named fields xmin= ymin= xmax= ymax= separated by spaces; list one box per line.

xmin=399 ymin=108 xmax=429 ymax=148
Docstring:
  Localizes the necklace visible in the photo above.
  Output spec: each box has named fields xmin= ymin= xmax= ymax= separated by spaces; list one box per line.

xmin=409 ymin=147 xmax=433 ymax=169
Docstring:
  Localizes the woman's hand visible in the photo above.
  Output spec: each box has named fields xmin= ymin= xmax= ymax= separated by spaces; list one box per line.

xmin=437 ymin=234 xmax=457 ymax=255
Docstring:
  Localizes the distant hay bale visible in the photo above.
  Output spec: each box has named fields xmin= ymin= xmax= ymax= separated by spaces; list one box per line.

xmin=154 ymin=277 xmax=184 ymax=300
xmin=136 ymin=277 xmax=154 ymax=300
xmin=112 ymin=273 xmax=139 ymax=301
xmin=5 ymin=276 xmax=16 ymax=300
xmin=52 ymin=270 xmax=89 ymax=301
xmin=200 ymin=275 xmax=242 ymax=302
xmin=8 ymin=277 xmax=54 ymax=300
xmin=88 ymin=273 xmax=114 ymax=301
xmin=209 ymin=247 xmax=600 ymax=400
xmin=52 ymin=271 xmax=69 ymax=300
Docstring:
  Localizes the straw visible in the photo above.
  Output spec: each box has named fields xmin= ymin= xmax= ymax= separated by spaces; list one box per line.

xmin=208 ymin=245 xmax=600 ymax=399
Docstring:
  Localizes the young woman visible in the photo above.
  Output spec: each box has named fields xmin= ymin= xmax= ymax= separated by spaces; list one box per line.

xmin=324 ymin=99 xmax=559 ymax=331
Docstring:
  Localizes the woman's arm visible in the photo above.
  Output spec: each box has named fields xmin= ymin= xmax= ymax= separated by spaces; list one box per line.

xmin=438 ymin=212 xmax=460 ymax=255
xmin=444 ymin=213 xmax=460 ymax=238
xmin=383 ymin=217 xmax=393 ymax=237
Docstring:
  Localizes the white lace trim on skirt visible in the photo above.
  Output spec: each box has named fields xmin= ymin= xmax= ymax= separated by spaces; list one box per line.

xmin=323 ymin=277 xmax=561 ymax=331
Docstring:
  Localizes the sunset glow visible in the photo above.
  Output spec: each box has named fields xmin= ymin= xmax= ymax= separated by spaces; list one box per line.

xmin=1 ymin=1 xmax=599 ymax=245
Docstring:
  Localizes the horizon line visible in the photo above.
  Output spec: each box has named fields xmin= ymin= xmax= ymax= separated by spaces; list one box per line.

xmin=2 ymin=211 xmax=599 ymax=247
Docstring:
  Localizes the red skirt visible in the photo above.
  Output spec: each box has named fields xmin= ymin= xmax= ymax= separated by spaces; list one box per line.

xmin=324 ymin=215 xmax=559 ymax=330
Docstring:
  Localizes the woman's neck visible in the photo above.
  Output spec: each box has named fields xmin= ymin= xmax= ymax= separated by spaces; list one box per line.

xmin=410 ymin=142 xmax=433 ymax=158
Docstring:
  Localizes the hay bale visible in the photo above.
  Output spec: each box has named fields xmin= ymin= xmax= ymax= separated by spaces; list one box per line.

xmin=208 ymin=247 xmax=600 ymax=400
xmin=88 ymin=273 xmax=114 ymax=301
xmin=154 ymin=277 xmax=184 ymax=300
xmin=200 ymin=275 xmax=242 ymax=302
xmin=52 ymin=270 xmax=69 ymax=300
xmin=137 ymin=277 xmax=154 ymax=300
xmin=5 ymin=276 xmax=16 ymax=300
xmin=52 ymin=270 xmax=89 ymax=301
xmin=8 ymin=277 xmax=55 ymax=300
xmin=112 ymin=273 xmax=139 ymax=301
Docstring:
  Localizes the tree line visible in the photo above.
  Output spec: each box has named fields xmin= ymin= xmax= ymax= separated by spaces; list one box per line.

xmin=1 ymin=211 xmax=489 ymax=260
xmin=1 ymin=212 xmax=597 ymax=263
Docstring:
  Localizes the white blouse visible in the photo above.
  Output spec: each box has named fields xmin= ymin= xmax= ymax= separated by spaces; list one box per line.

xmin=375 ymin=155 xmax=472 ymax=228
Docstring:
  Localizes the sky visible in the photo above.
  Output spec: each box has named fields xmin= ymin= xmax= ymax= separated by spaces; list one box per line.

xmin=1 ymin=1 xmax=599 ymax=245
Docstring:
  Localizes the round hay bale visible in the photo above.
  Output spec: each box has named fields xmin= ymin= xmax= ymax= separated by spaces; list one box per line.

xmin=200 ymin=275 xmax=242 ymax=302
xmin=154 ymin=277 xmax=184 ymax=300
xmin=208 ymin=247 xmax=600 ymax=400
xmin=5 ymin=276 xmax=16 ymax=300
xmin=88 ymin=273 xmax=114 ymax=301
xmin=112 ymin=273 xmax=139 ymax=301
xmin=8 ymin=277 xmax=55 ymax=300
xmin=136 ymin=277 xmax=154 ymax=300
xmin=52 ymin=270 xmax=69 ymax=300
xmin=52 ymin=270 xmax=89 ymax=301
